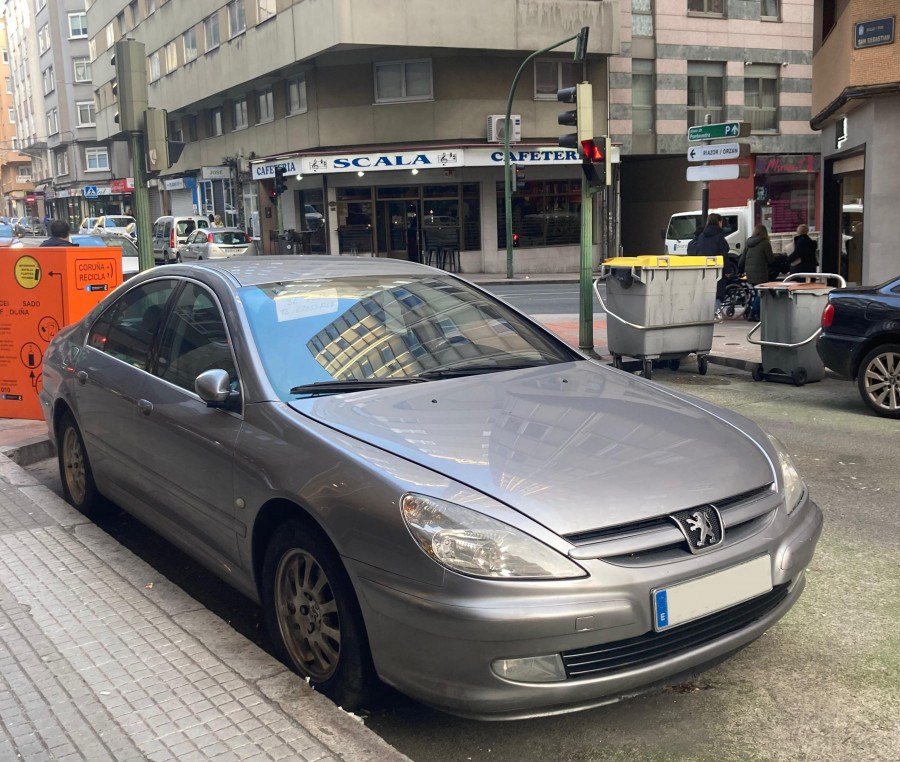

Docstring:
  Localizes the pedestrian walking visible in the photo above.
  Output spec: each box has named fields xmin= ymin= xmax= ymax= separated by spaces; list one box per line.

xmin=695 ymin=213 xmax=735 ymax=317
xmin=789 ymin=224 xmax=818 ymax=274
xmin=738 ymin=224 xmax=775 ymax=321
xmin=39 ymin=219 xmax=79 ymax=247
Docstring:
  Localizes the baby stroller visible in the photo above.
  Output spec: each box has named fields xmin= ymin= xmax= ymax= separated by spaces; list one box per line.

xmin=720 ymin=277 xmax=754 ymax=319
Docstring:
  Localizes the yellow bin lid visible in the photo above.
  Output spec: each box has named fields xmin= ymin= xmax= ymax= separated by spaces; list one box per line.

xmin=603 ymin=255 xmax=723 ymax=268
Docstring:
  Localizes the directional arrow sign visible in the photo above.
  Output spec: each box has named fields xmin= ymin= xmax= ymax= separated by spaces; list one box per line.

xmin=687 ymin=122 xmax=750 ymax=141
xmin=686 ymin=143 xmax=751 ymax=162
xmin=686 ymin=164 xmax=751 ymax=182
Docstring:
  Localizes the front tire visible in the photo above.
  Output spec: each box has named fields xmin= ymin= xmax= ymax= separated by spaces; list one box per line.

xmin=57 ymin=411 xmax=106 ymax=518
xmin=262 ymin=521 xmax=377 ymax=710
xmin=857 ymin=343 xmax=900 ymax=418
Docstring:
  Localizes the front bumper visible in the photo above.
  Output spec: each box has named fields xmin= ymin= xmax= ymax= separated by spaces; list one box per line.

xmin=348 ymin=497 xmax=823 ymax=719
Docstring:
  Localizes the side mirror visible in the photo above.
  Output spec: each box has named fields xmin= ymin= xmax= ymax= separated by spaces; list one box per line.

xmin=195 ymin=369 xmax=240 ymax=410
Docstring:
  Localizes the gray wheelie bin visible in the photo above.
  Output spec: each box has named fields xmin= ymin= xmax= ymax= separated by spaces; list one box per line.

xmin=747 ymin=272 xmax=846 ymax=386
xmin=595 ymin=255 xmax=722 ymax=380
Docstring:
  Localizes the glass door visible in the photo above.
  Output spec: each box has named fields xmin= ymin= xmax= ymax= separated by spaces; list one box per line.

xmin=378 ymin=199 xmax=421 ymax=261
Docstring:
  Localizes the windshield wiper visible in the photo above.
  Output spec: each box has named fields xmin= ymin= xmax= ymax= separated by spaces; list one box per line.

xmin=290 ymin=378 xmax=426 ymax=396
xmin=415 ymin=360 xmax=550 ymax=379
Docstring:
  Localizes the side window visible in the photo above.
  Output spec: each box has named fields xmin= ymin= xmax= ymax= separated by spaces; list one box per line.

xmin=197 ymin=219 xmax=209 ymax=229
xmin=164 ymin=221 xmax=172 ymax=238
xmin=156 ymin=283 xmax=238 ymax=393
xmin=721 ymin=216 xmax=739 ymax=237
xmin=87 ymin=280 xmax=179 ymax=370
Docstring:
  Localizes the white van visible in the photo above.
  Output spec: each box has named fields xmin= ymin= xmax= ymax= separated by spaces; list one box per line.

xmin=152 ymin=215 xmax=210 ymax=263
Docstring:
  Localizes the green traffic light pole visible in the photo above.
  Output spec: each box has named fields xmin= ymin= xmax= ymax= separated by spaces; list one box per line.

xmin=503 ymin=27 xmax=589 ymax=279
xmin=129 ymin=128 xmax=154 ymax=272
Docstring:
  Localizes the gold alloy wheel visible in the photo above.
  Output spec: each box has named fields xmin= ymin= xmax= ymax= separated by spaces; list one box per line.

xmin=274 ymin=548 xmax=341 ymax=682
xmin=62 ymin=425 xmax=87 ymax=505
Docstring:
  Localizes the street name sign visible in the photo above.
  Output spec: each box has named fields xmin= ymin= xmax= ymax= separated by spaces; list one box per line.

xmin=687 ymin=143 xmax=751 ymax=162
xmin=686 ymin=164 xmax=751 ymax=182
xmin=687 ymin=122 xmax=750 ymax=141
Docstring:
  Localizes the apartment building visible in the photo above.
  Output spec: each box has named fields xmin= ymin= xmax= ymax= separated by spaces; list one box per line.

xmin=87 ymin=0 xmax=620 ymax=272
xmin=612 ymin=0 xmax=820 ymax=254
xmin=3 ymin=0 xmax=131 ymax=230
xmin=811 ymin=0 xmax=899 ymax=285
xmin=0 ymin=16 xmax=34 ymax=218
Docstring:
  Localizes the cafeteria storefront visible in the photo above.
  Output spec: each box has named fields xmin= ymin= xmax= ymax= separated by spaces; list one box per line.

xmin=250 ymin=146 xmax=600 ymax=273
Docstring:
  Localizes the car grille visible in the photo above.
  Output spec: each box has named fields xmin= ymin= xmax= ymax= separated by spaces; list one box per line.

xmin=564 ymin=484 xmax=777 ymax=565
xmin=561 ymin=584 xmax=789 ymax=680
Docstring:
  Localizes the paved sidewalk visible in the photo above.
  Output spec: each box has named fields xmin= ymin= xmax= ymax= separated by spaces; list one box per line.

xmin=0 ymin=452 xmax=410 ymax=761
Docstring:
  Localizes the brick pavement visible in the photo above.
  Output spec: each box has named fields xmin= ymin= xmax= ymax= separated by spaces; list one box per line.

xmin=0 ymin=455 xmax=410 ymax=762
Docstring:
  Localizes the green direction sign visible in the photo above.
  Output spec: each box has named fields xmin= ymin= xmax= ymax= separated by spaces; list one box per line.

xmin=687 ymin=122 xmax=750 ymax=141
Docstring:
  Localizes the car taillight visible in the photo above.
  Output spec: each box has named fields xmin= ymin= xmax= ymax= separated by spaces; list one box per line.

xmin=822 ymin=303 xmax=834 ymax=328
xmin=208 ymin=233 xmax=215 ymax=242
xmin=170 ymin=230 xmax=175 ymax=247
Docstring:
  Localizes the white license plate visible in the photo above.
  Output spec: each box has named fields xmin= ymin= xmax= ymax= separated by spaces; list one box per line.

xmin=652 ymin=555 xmax=772 ymax=631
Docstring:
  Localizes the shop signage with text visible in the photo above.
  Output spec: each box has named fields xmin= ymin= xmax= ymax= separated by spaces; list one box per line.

xmin=755 ymin=154 xmax=819 ymax=174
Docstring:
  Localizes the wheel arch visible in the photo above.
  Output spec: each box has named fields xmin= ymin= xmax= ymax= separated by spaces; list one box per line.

xmin=850 ymin=332 xmax=900 ymax=379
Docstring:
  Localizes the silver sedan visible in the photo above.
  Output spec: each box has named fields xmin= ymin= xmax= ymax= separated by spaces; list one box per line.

xmin=177 ymin=227 xmax=258 ymax=260
xmin=39 ymin=257 xmax=822 ymax=719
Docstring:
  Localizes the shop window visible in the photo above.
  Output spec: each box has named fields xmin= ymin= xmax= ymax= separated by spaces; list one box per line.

xmin=632 ymin=59 xmax=655 ymax=133
xmin=374 ymin=59 xmax=432 ymax=103
xmin=687 ymin=61 xmax=724 ymax=127
xmin=632 ymin=0 xmax=654 ymax=36
xmin=744 ymin=64 xmax=778 ymax=132
xmin=534 ymin=59 xmax=583 ymax=100
xmin=687 ymin=0 xmax=724 ymax=16
xmin=496 ymin=179 xmax=582 ymax=249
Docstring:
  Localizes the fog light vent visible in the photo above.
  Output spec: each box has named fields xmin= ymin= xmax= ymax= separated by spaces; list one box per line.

xmin=491 ymin=654 xmax=566 ymax=683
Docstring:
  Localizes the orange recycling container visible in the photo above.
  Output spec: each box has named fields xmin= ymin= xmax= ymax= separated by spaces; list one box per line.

xmin=0 ymin=247 xmax=122 ymax=420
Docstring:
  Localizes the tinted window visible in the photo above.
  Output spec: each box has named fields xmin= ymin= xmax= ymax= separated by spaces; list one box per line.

xmin=104 ymin=216 xmax=134 ymax=228
xmin=240 ymin=273 xmax=573 ymax=400
xmin=176 ymin=220 xmax=196 ymax=236
xmin=210 ymin=231 xmax=250 ymax=245
xmin=157 ymin=283 xmax=237 ymax=392
xmin=88 ymin=280 xmax=179 ymax=370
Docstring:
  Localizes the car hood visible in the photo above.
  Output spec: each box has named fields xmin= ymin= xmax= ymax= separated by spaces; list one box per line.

xmin=289 ymin=363 xmax=775 ymax=535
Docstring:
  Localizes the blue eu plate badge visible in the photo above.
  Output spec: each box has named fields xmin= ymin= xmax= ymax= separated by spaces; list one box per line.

xmin=655 ymin=590 xmax=668 ymax=629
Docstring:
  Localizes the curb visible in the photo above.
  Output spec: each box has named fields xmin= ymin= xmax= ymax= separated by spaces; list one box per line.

xmin=707 ymin=354 xmax=757 ymax=373
xmin=0 ymin=435 xmax=55 ymax=467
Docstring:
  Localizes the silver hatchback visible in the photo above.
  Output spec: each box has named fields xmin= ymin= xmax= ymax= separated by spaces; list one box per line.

xmin=178 ymin=227 xmax=257 ymax=260
xmin=39 ymin=257 xmax=822 ymax=719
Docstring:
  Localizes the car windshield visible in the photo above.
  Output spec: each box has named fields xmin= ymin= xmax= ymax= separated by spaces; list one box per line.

xmin=104 ymin=216 xmax=134 ymax=228
xmin=210 ymin=231 xmax=250 ymax=245
xmin=240 ymin=274 xmax=574 ymax=400
xmin=666 ymin=215 xmax=702 ymax=240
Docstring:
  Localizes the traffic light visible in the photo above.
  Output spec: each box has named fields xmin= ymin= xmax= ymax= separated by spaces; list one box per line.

xmin=558 ymin=82 xmax=593 ymax=155
xmin=274 ymin=166 xmax=288 ymax=195
xmin=513 ymin=164 xmax=526 ymax=191
xmin=111 ymin=39 xmax=149 ymax=134
xmin=145 ymin=108 xmax=186 ymax=172
xmin=579 ymin=136 xmax=610 ymax=186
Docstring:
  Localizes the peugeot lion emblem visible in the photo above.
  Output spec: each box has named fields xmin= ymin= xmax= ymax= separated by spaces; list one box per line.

xmin=670 ymin=505 xmax=724 ymax=554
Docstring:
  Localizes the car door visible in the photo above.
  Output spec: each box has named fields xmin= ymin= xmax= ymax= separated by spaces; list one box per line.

xmin=130 ymin=280 xmax=243 ymax=572
xmin=73 ymin=278 xmax=180 ymax=498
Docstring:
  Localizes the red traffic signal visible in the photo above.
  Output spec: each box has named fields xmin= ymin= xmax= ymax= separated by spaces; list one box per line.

xmin=581 ymin=139 xmax=604 ymax=163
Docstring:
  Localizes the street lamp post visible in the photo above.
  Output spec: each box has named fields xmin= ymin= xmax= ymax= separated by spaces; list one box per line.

xmin=503 ymin=28 xmax=590 ymax=279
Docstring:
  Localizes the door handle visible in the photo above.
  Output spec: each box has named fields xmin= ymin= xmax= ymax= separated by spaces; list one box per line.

xmin=137 ymin=399 xmax=154 ymax=416
xmin=75 ymin=371 xmax=88 ymax=385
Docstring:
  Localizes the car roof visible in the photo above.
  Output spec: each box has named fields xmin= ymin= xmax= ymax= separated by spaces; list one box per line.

xmin=156 ymin=256 xmax=437 ymax=288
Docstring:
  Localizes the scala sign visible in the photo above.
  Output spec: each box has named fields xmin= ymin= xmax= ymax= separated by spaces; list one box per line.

xmin=687 ymin=122 xmax=750 ymax=141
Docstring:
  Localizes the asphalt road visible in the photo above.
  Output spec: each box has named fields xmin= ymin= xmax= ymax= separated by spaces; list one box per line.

xmin=483 ymin=282 xmax=605 ymax=316
xmin=23 ymin=288 xmax=900 ymax=762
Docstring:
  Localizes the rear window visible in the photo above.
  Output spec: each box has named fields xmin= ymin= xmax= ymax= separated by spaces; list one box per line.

xmin=104 ymin=216 xmax=134 ymax=228
xmin=210 ymin=231 xmax=250 ymax=245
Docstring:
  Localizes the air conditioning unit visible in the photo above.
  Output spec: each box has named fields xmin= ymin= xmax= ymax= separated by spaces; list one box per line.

xmin=487 ymin=114 xmax=522 ymax=143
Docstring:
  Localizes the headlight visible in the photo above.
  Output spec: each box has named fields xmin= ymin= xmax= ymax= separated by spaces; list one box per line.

xmin=400 ymin=493 xmax=586 ymax=580
xmin=766 ymin=434 xmax=805 ymax=514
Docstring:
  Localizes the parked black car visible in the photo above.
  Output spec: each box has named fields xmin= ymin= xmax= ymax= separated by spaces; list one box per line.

xmin=817 ymin=276 xmax=900 ymax=418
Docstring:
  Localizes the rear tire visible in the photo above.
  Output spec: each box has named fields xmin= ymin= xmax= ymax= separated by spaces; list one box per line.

xmin=262 ymin=520 xmax=377 ymax=710
xmin=856 ymin=343 xmax=900 ymax=418
xmin=57 ymin=411 xmax=107 ymax=518
xmin=752 ymin=364 xmax=765 ymax=382
xmin=791 ymin=367 xmax=807 ymax=387
xmin=698 ymin=356 xmax=708 ymax=375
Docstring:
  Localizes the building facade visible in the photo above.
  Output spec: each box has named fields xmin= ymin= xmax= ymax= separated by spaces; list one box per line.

xmin=0 ymin=17 xmax=35 ymax=218
xmin=811 ymin=0 xmax=899 ymax=286
xmin=87 ymin=0 xmax=620 ymax=272
xmin=3 ymin=0 xmax=132 ymax=230
xmin=611 ymin=0 xmax=820 ymax=255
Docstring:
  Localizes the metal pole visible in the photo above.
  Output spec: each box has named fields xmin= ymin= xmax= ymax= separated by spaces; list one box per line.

xmin=128 ymin=131 xmax=154 ymax=272
xmin=578 ymin=174 xmax=594 ymax=352
xmin=504 ymin=33 xmax=580 ymax=278
xmin=700 ymin=113 xmax=711 ymax=223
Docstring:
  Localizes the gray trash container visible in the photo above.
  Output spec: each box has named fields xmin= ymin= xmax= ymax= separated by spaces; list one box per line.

xmin=747 ymin=272 xmax=846 ymax=386
xmin=595 ymin=255 xmax=722 ymax=379
xmin=277 ymin=235 xmax=296 ymax=256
